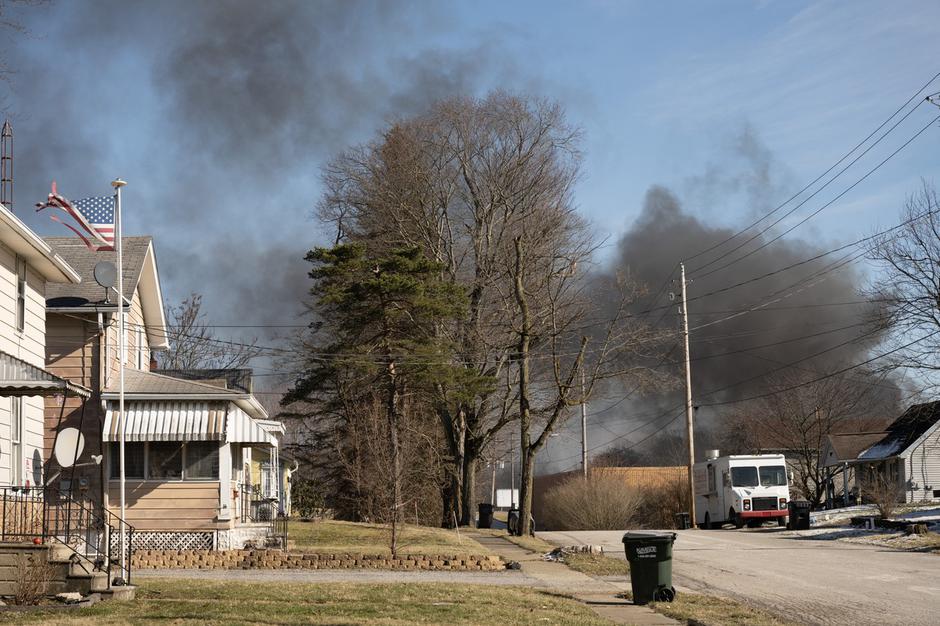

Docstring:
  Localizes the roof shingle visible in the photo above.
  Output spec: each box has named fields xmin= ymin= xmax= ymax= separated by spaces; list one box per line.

xmin=43 ymin=236 xmax=153 ymax=307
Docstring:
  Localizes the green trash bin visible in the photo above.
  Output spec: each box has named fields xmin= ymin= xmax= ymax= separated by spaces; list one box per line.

xmin=622 ymin=531 xmax=677 ymax=605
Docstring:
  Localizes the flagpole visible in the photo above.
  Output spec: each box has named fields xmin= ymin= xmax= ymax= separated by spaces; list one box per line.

xmin=111 ymin=178 xmax=127 ymax=583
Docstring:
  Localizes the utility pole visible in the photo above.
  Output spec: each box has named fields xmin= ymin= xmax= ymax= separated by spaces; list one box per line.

xmin=509 ymin=439 xmax=515 ymax=509
xmin=679 ymin=262 xmax=697 ymax=526
xmin=491 ymin=458 xmax=497 ymax=505
xmin=580 ymin=368 xmax=588 ymax=479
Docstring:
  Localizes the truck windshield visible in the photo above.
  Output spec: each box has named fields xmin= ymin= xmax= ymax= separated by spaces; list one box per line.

xmin=759 ymin=465 xmax=787 ymax=486
xmin=731 ymin=466 xmax=758 ymax=487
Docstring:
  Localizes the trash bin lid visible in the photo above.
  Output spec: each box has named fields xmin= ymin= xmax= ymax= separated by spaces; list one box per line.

xmin=622 ymin=531 xmax=677 ymax=544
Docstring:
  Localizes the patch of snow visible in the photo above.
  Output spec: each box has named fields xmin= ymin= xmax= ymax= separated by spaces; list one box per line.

xmin=859 ymin=440 xmax=902 ymax=460
xmin=899 ymin=507 xmax=940 ymax=521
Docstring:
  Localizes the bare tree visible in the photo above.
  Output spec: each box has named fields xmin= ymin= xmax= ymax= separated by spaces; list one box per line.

xmin=730 ymin=367 xmax=895 ymax=505
xmin=868 ymin=182 xmax=940 ymax=384
xmin=160 ymin=293 xmax=260 ymax=369
xmin=314 ymin=92 xmax=672 ymax=530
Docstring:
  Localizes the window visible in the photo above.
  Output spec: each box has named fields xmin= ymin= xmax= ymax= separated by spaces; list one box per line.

xmin=759 ymin=466 xmax=788 ymax=487
xmin=731 ymin=466 xmax=759 ymax=487
xmin=11 ymin=398 xmax=22 ymax=485
xmin=109 ymin=442 xmax=146 ymax=479
xmin=135 ymin=325 xmax=144 ymax=370
xmin=706 ymin=464 xmax=716 ymax=493
xmin=109 ymin=442 xmax=218 ymax=480
xmin=14 ymin=256 xmax=26 ymax=332
xmin=185 ymin=442 xmax=219 ymax=479
xmin=148 ymin=442 xmax=183 ymax=479
xmin=104 ymin=326 xmax=112 ymax=386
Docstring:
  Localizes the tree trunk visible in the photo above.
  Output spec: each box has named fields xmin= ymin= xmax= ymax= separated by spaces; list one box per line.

xmin=518 ymin=445 xmax=536 ymax=536
xmin=459 ymin=453 xmax=477 ymax=526
xmin=513 ymin=237 xmax=535 ymax=537
xmin=386 ymin=360 xmax=402 ymax=557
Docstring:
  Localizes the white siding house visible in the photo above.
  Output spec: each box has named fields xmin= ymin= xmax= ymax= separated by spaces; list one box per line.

xmin=0 ymin=202 xmax=84 ymax=487
xmin=856 ymin=401 xmax=940 ymax=504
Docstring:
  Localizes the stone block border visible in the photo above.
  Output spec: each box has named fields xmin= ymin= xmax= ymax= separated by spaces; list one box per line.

xmin=131 ymin=549 xmax=505 ymax=571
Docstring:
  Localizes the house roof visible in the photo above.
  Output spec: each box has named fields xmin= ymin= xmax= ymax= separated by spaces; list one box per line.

xmin=153 ymin=368 xmax=253 ymax=394
xmin=44 ymin=236 xmax=151 ymax=305
xmin=102 ymin=369 xmax=269 ymax=420
xmin=104 ymin=368 xmax=247 ymax=398
xmin=0 ymin=203 xmax=81 ymax=283
xmin=44 ymin=236 xmax=169 ymax=350
xmin=859 ymin=401 xmax=940 ymax=461
xmin=822 ymin=432 xmax=888 ymax=467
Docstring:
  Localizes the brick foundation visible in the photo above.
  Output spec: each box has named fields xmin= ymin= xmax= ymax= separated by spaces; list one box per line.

xmin=130 ymin=549 xmax=505 ymax=571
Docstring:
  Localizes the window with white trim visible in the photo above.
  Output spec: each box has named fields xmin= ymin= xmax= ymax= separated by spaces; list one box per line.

xmin=14 ymin=256 xmax=26 ymax=332
xmin=11 ymin=398 xmax=22 ymax=485
xmin=135 ymin=324 xmax=144 ymax=370
xmin=109 ymin=442 xmax=219 ymax=480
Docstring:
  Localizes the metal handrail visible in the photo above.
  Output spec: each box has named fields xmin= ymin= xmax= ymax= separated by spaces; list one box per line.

xmin=0 ymin=485 xmax=136 ymax=586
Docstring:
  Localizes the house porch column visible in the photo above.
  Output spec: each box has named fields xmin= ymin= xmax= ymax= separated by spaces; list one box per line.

xmin=218 ymin=442 xmax=232 ymax=522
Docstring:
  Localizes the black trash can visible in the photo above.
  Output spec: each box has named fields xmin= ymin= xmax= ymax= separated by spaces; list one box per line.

xmin=478 ymin=503 xmax=494 ymax=529
xmin=622 ymin=531 xmax=677 ymax=605
xmin=674 ymin=512 xmax=691 ymax=530
xmin=788 ymin=500 xmax=811 ymax=530
xmin=507 ymin=508 xmax=520 ymax=535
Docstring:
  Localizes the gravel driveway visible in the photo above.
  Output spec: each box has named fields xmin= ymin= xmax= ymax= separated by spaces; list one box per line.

xmin=540 ymin=526 xmax=940 ymax=626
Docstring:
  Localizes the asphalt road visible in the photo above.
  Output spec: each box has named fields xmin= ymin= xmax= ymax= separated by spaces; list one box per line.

xmin=540 ymin=527 xmax=940 ymax=626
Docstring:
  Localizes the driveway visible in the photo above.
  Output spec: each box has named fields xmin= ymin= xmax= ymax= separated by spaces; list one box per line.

xmin=540 ymin=527 xmax=940 ymax=626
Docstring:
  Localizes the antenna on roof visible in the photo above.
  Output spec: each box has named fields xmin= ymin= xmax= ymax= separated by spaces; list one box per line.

xmin=0 ymin=120 xmax=11 ymax=211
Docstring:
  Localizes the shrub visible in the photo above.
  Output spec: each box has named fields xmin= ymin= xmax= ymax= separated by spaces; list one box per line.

xmin=862 ymin=472 xmax=903 ymax=519
xmin=542 ymin=474 xmax=643 ymax=530
xmin=13 ymin=552 xmax=56 ymax=605
xmin=635 ymin=474 xmax=691 ymax=529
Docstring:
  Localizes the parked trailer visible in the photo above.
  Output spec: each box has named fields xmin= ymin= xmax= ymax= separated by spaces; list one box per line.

xmin=693 ymin=452 xmax=790 ymax=529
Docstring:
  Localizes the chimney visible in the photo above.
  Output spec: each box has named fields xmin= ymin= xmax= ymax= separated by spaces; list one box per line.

xmin=1 ymin=120 xmax=12 ymax=211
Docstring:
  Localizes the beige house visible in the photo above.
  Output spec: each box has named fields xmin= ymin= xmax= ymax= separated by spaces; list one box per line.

xmin=43 ymin=236 xmax=284 ymax=550
xmin=0 ymin=203 xmax=88 ymax=489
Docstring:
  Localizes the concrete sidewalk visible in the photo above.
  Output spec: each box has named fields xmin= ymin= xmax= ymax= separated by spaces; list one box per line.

xmin=470 ymin=533 xmax=677 ymax=626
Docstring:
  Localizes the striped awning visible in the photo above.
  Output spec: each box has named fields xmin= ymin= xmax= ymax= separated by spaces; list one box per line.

xmin=103 ymin=401 xmax=226 ymax=442
xmin=0 ymin=350 xmax=91 ymax=398
xmin=103 ymin=401 xmax=277 ymax=446
xmin=226 ymin=405 xmax=278 ymax=446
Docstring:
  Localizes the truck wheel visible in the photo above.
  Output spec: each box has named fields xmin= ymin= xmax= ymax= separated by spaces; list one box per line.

xmin=731 ymin=509 xmax=744 ymax=529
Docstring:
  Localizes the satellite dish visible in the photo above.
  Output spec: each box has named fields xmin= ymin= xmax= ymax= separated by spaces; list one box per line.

xmin=94 ymin=261 xmax=117 ymax=289
xmin=53 ymin=428 xmax=85 ymax=469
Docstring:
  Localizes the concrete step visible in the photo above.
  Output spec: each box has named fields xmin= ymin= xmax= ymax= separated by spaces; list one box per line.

xmin=65 ymin=571 xmax=110 ymax=594
xmin=99 ymin=584 xmax=136 ymax=602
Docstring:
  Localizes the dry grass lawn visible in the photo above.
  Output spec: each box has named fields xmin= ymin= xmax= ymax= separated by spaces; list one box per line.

xmin=563 ymin=553 xmax=631 ymax=577
xmin=289 ymin=520 xmax=489 ymax=556
xmin=0 ymin=578 xmax=615 ymax=625
xmin=649 ymin=592 xmax=802 ymax=626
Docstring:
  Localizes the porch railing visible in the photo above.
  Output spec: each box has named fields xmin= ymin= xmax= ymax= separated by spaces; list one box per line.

xmin=238 ymin=482 xmax=279 ymax=523
xmin=0 ymin=485 xmax=135 ymax=586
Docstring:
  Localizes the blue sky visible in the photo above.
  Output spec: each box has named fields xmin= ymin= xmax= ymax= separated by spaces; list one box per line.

xmin=2 ymin=0 xmax=939 ymax=329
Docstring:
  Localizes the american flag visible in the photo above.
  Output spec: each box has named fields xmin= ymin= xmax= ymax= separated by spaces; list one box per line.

xmin=36 ymin=182 xmax=116 ymax=251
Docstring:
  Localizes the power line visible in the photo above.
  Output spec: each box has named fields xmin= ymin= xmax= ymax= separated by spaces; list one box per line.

xmin=682 ymin=69 xmax=940 ymax=268
xmin=690 ymin=112 xmax=940 ymax=279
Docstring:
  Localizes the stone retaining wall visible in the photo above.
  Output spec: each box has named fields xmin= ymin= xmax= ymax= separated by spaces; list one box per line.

xmin=131 ymin=549 xmax=504 ymax=571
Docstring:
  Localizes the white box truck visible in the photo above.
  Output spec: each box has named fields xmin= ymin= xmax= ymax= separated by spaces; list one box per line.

xmin=693 ymin=451 xmax=790 ymax=529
